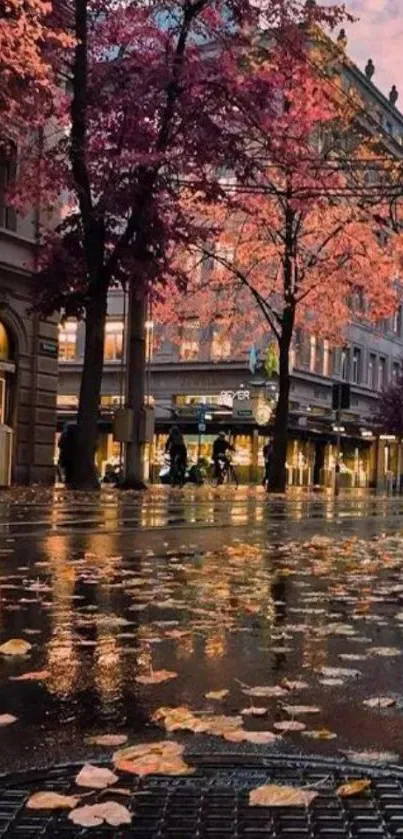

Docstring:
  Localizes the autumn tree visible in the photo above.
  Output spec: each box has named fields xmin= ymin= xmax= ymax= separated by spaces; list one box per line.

xmin=14 ymin=0 xmax=349 ymax=489
xmin=0 ymin=0 xmax=69 ymax=133
xmin=377 ymin=375 xmax=403 ymax=437
xmin=158 ymin=34 xmax=399 ymax=492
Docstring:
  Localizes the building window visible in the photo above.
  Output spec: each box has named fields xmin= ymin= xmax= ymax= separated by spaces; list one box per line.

xmin=323 ymin=341 xmax=332 ymax=377
xmin=368 ymin=353 xmax=376 ymax=389
xmin=295 ymin=328 xmax=310 ymax=369
xmin=58 ymin=321 xmax=77 ymax=361
xmin=57 ymin=394 xmax=79 ymax=409
xmin=341 ymin=348 xmax=349 ymax=381
xmin=104 ymin=321 xmax=123 ymax=361
xmin=0 ymin=150 xmax=17 ymax=232
xmin=393 ymin=361 xmax=401 ymax=382
xmin=211 ymin=321 xmax=231 ymax=362
xmin=309 ymin=336 xmax=316 ymax=372
xmin=352 ymin=347 xmax=362 ymax=384
xmin=378 ymin=356 xmax=387 ymax=390
xmin=180 ymin=318 xmax=199 ymax=361
xmin=393 ymin=305 xmax=402 ymax=335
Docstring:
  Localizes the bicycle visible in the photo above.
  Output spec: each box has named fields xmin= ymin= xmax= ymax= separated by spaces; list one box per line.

xmin=210 ymin=455 xmax=239 ymax=487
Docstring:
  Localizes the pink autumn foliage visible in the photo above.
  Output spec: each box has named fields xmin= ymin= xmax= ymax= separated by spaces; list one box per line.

xmin=12 ymin=0 xmax=352 ymax=313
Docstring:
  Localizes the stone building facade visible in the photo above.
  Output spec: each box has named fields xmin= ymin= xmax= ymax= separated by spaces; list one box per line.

xmin=0 ymin=152 xmax=58 ymax=485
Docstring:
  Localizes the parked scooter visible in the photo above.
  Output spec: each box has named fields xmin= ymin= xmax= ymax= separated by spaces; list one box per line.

xmin=102 ymin=462 xmax=122 ymax=486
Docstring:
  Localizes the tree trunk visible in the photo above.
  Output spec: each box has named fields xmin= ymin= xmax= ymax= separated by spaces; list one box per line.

xmin=72 ymin=290 xmax=108 ymax=489
xmin=269 ymin=330 xmax=292 ymax=493
xmin=122 ymin=284 xmax=147 ymax=489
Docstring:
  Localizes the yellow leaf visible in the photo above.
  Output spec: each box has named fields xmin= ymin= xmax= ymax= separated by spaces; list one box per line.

xmin=302 ymin=728 xmax=337 ymax=740
xmin=86 ymin=734 xmax=128 ymax=747
xmin=224 ymin=729 xmax=277 ymax=744
xmin=0 ymin=639 xmax=31 ymax=656
xmin=136 ymin=670 xmax=177 ymax=685
xmin=205 ymin=689 xmax=229 ymax=700
xmin=337 ymin=779 xmax=371 ymax=798
xmin=113 ymin=740 xmax=194 ymax=777
xmin=27 ymin=792 xmax=79 ymax=810
xmin=250 ymin=784 xmax=318 ymax=807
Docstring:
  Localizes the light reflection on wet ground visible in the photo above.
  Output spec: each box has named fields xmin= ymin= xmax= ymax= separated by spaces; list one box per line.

xmin=0 ymin=491 xmax=403 ymax=771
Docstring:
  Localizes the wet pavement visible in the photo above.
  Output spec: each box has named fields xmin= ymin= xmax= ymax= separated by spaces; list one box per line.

xmin=1 ymin=487 xmax=403 ymax=774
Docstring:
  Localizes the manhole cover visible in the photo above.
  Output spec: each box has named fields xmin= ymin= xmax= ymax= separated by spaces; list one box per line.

xmin=0 ymin=754 xmax=402 ymax=837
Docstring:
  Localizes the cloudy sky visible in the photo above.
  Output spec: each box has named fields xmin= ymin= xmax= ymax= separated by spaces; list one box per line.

xmin=340 ymin=0 xmax=402 ymax=100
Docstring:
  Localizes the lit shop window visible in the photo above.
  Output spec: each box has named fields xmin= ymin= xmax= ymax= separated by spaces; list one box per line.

xmin=58 ymin=321 xmax=77 ymax=361
xmin=104 ymin=321 xmax=123 ymax=361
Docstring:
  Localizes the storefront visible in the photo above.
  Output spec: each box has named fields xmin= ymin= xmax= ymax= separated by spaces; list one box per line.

xmin=56 ymin=388 xmax=377 ymax=488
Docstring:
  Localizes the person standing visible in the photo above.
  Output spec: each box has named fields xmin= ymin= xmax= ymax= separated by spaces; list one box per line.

xmin=166 ymin=426 xmax=187 ymax=486
xmin=262 ymin=439 xmax=272 ymax=489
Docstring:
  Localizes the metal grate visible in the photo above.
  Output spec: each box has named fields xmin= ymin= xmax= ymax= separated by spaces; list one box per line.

xmin=0 ymin=754 xmax=403 ymax=837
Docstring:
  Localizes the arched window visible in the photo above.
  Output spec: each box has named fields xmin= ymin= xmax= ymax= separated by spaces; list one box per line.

xmin=0 ymin=322 xmax=11 ymax=361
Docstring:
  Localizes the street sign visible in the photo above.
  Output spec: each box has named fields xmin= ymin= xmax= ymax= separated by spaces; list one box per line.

xmin=40 ymin=339 xmax=58 ymax=358
xmin=233 ymin=404 xmax=253 ymax=419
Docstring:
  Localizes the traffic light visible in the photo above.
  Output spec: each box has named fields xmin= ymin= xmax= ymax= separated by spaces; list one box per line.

xmin=332 ymin=382 xmax=351 ymax=411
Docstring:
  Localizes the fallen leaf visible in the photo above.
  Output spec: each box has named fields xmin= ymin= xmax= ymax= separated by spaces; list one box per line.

xmin=320 ymin=667 xmax=360 ymax=679
xmin=363 ymin=697 xmax=396 ymax=709
xmin=241 ymin=707 xmax=268 ymax=717
xmin=86 ymin=734 xmax=128 ymax=747
xmin=152 ymin=707 xmax=209 ymax=733
xmin=113 ymin=741 xmax=184 ymax=763
xmin=338 ymin=654 xmax=367 ymax=662
xmin=345 ymin=750 xmax=399 ymax=764
xmin=302 ymin=729 xmax=337 ymax=740
xmin=69 ymin=801 xmax=132 ymax=827
xmin=281 ymin=679 xmax=309 ymax=691
xmin=369 ymin=647 xmax=401 ymax=658
xmin=242 ymin=685 xmax=288 ymax=698
xmin=136 ymin=669 xmax=177 ymax=685
xmin=75 ymin=764 xmax=118 ymax=789
xmin=205 ymin=690 xmax=229 ymax=700
xmin=0 ymin=639 xmax=31 ymax=656
xmin=282 ymin=705 xmax=320 ymax=715
xmin=337 ymin=780 xmax=371 ymax=798
xmin=113 ymin=740 xmax=193 ymax=777
xmin=152 ymin=707 xmax=243 ymax=738
xmin=224 ymin=729 xmax=277 ymax=744
xmin=27 ymin=792 xmax=79 ymax=810
xmin=273 ymin=720 xmax=306 ymax=732
xmin=249 ymin=784 xmax=318 ymax=807
xmin=10 ymin=670 xmax=50 ymax=681
xmin=0 ymin=714 xmax=16 ymax=726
